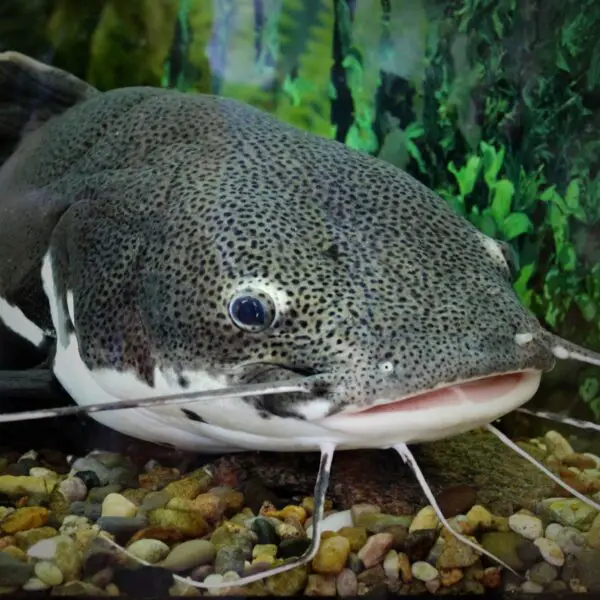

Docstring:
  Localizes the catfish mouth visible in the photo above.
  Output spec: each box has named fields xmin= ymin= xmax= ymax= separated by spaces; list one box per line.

xmin=350 ymin=370 xmax=534 ymax=416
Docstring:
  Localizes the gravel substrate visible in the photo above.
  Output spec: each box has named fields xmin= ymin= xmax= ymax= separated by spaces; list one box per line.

xmin=0 ymin=429 xmax=598 ymax=596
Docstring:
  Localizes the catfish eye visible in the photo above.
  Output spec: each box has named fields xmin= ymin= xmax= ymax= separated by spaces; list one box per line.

xmin=228 ymin=290 xmax=276 ymax=332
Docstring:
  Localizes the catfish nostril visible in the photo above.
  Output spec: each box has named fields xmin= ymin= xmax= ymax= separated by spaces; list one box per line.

xmin=378 ymin=361 xmax=395 ymax=374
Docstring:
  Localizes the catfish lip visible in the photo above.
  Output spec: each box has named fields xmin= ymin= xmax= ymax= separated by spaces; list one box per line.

xmin=350 ymin=371 xmax=529 ymax=415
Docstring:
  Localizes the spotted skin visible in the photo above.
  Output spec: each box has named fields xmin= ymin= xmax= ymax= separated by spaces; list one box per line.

xmin=0 ymin=52 xmax=558 ymax=442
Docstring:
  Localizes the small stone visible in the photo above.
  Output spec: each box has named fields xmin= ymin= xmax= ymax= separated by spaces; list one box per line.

xmin=534 ymin=537 xmax=565 ymax=567
xmin=71 ymin=458 xmax=111 ymax=485
xmin=88 ymin=485 xmax=122 ymax=504
xmin=545 ymin=522 xmax=564 ymax=540
xmin=480 ymin=532 xmax=526 ymax=571
xmin=555 ymin=526 xmax=586 ymax=555
xmin=214 ymin=546 xmax=245 ymax=575
xmin=383 ymin=549 xmax=399 ymax=583
xmin=520 ymin=580 xmax=544 ymax=593
xmin=58 ymin=477 xmax=87 ymax=503
xmin=140 ymin=491 xmax=171 ymax=512
xmin=139 ymin=467 xmax=181 ymax=491
xmin=14 ymin=526 xmax=58 ymax=550
xmin=411 ymin=561 xmax=438 ymax=582
xmin=52 ymin=581 xmax=108 ymax=596
xmin=161 ymin=540 xmax=216 ymax=571
xmin=34 ymin=560 xmax=64 ymax=586
xmin=54 ymin=535 xmax=83 ymax=581
xmin=357 ymin=564 xmax=385 ymax=585
xmin=22 ymin=577 xmax=50 ymax=591
xmin=544 ymin=431 xmax=574 ymax=460
xmin=465 ymin=505 xmax=493 ymax=530
xmin=0 ymin=475 xmax=55 ymax=498
xmin=0 ymin=552 xmax=33 ymax=586
xmin=516 ymin=539 xmax=542 ymax=568
xmin=563 ymin=453 xmax=597 ymax=470
xmin=397 ymin=552 xmax=411 ymax=583
xmin=190 ymin=564 xmax=214 ymax=582
xmin=357 ymin=532 xmax=394 ymax=568
xmin=403 ymin=529 xmax=438 ymax=561
xmin=409 ymin=506 xmax=439 ymax=532
xmin=275 ymin=520 xmax=304 ymax=539
xmin=425 ymin=578 xmax=441 ymax=593
xmin=527 ymin=561 xmax=558 ymax=585
xmin=128 ymin=526 xmax=185 ymax=545
xmin=162 ymin=470 xmax=213 ymax=500
xmin=310 ymin=510 xmax=353 ymax=536
xmin=346 ymin=553 xmax=363 ymax=574
xmin=352 ymin=512 xmax=412 ymax=534
xmin=127 ymin=539 xmax=170 ymax=563
xmin=251 ymin=517 xmax=279 ymax=545
xmin=546 ymin=580 xmax=568 ymax=592
xmin=265 ymin=565 xmax=308 ymax=595
xmin=575 ymin=547 xmax=600 ymax=592
xmin=436 ymin=535 xmax=480 ymax=568
xmin=508 ymin=513 xmax=543 ymax=540
xmin=279 ymin=537 xmax=311 ymax=559
xmin=148 ymin=508 xmax=208 ymax=537
xmin=336 ymin=568 xmax=357 ymax=596
xmin=73 ymin=470 xmax=101 ymax=490
xmin=312 ymin=535 xmax=350 ymax=575
xmin=305 ymin=573 xmax=337 ymax=596
xmin=435 ymin=485 xmax=477 ymax=518
xmin=440 ymin=567 xmax=463 ymax=587
xmin=96 ymin=516 xmax=148 ymax=535
xmin=350 ymin=504 xmax=380 ymax=525
xmin=101 ymin=493 xmax=138 ymax=518
xmin=210 ymin=487 xmax=245 ymax=512
xmin=482 ymin=566 xmax=502 ymax=588
xmin=539 ymin=497 xmax=598 ymax=531
xmin=0 ymin=506 xmax=48 ymax=533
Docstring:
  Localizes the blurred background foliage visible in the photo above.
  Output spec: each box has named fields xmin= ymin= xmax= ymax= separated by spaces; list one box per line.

xmin=1 ymin=0 xmax=600 ymax=421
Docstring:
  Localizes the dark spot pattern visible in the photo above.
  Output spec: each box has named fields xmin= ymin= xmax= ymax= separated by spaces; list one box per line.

xmin=0 ymin=83 xmax=556 ymax=418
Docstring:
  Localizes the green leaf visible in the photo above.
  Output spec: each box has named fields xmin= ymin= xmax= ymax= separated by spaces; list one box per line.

xmin=575 ymin=293 xmax=597 ymax=322
xmin=448 ymin=156 xmax=481 ymax=198
xmin=490 ymin=178 xmax=515 ymax=224
xmin=480 ymin=142 xmax=505 ymax=188
xmin=502 ymin=212 xmax=532 ymax=240
xmin=548 ymin=203 xmax=566 ymax=253
xmin=589 ymin=397 xmax=600 ymax=421
xmin=565 ymin=179 xmax=581 ymax=211
xmin=558 ymin=243 xmax=577 ymax=272
xmin=579 ymin=377 xmax=599 ymax=403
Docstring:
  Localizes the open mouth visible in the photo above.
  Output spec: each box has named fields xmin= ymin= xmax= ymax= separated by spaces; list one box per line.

xmin=352 ymin=371 xmax=528 ymax=415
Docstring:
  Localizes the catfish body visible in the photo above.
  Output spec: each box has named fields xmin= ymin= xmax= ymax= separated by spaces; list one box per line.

xmin=0 ymin=52 xmax=558 ymax=451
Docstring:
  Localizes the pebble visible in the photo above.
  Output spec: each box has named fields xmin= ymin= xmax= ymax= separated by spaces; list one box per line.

xmin=71 ymin=458 xmax=111 ymax=485
xmin=101 ymin=493 xmax=138 ymax=518
xmin=435 ymin=484 xmax=477 ymax=517
xmin=480 ymin=531 xmax=525 ymax=571
xmin=312 ymin=535 xmax=351 ymax=575
xmin=409 ymin=506 xmax=439 ymax=532
xmin=516 ymin=539 xmax=542 ymax=568
xmin=265 ymin=565 xmax=309 ymax=595
xmin=436 ymin=534 xmax=480 ymax=568
xmin=545 ymin=522 xmax=564 ymax=540
xmin=73 ymin=470 xmax=102 ymax=490
xmin=534 ymin=537 xmax=565 ymax=567
xmin=555 ymin=526 xmax=586 ymax=555
xmin=403 ymin=529 xmax=437 ymax=561
xmin=527 ymin=561 xmax=558 ymax=585
xmin=588 ymin=512 xmax=600 ymax=550
xmin=161 ymin=539 xmax=216 ymax=571
xmin=214 ymin=546 xmax=245 ymax=575
xmin=397 ymin=552 xmax=412 ymax=583
xmin=383 ymin=549 xmax=399 ymax=583
xmin=357 ymin=532 xmax=394 ymax=568
xmin=411 ymin=561 xmax=438 ymax=582
xmin=96 ymin=516 xmax=148 ymax=535
xmin=127 ymin=539 xmax=170 ymax=563
xmin=113 ymin=565 xmax=174 ymax=596
xmin=336 ymin=568 xmax=358 ymax=596
xmin=309 ymin=510 xmax=352 ymax=537
xmin=305 ymin=573 xmax=337 ymax=596
xmin=539 ymin=497 xmax=598 ymax=530
xmin=0 ymin=506 xmax=49 ymax=533
xmin=22 ymin=577 xmax=50 ymax=591
xmin=34 ymin=560 xmax=64 ymax=586
xmin=356 ymin=564 xmax=385 ymax=585
xmin=58 ymin=477 xmax=88 ymax=503
xmin=0 ymin=552 xmax=34 ymax=586
xmin=350 ymin=504 xmax=380 ymax=524
xmin=251 ymin=517 xmax=279 ymax=545
xmin=521 ymin=580 xmax=544 ymax=593
xmin=465 ymin=504 xmax=493 ymax=530
xmin=508 ymin=513 xmax=543 ymax=540
xmin=544 ymin=431 xmax=574 ymax=460
xmin=279 ymin=537 xmax=311 ymax=559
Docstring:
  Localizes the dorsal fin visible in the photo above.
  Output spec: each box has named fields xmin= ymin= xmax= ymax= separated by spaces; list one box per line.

xmin=0 ymin=51 xmax=98 ymax=165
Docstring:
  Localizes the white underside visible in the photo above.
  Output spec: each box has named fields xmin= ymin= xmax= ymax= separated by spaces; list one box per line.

xmin=0 ymin=295 xmax=47 ymax=348
xmin=40 ymin=250 xmax=543 ymax=453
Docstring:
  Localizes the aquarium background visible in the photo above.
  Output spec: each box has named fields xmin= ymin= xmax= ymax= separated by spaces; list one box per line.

xmin=2 ymin=0 xmax=600 ymax=423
